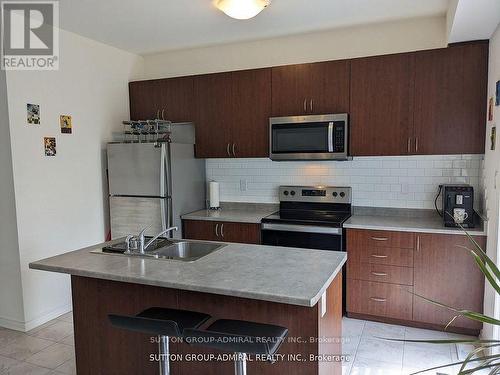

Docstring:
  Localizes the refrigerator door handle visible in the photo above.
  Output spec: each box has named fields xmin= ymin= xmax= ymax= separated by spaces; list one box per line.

xmin=160 ymin=144 xmax=167 ymax=197
xmin=168 ymin=198 xmax=173 ymax=233
xmin=160 ymin=199 xmax=167 ymax=231
xmin=165 ymin=143 xmax=173 ymax=198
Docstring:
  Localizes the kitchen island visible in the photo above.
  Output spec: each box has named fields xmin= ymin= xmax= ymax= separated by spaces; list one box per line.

xmin=29 ymin=239 xmax=346 ymax=375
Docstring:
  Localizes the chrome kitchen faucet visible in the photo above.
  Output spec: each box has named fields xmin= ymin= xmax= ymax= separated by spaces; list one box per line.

xmin=125 ymin=226 xmax=178 ymax=255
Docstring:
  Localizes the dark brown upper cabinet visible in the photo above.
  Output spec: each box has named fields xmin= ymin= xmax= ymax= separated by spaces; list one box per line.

xmin=194 ymin=68 xmax=271 ymax=158
xmin=129 ymin=76 xmax=193 ymax=122
xmin=193 ymin=72 xmax=233 ymax=158
xmin=129 ymin=41 xmax=488 ymax=159
xmin=271 ymin=60 xmax=350 ymax=117
xmin=350 ymin=53 xmax=412 ymax=156
xmin=231 ymin=68 xmax=272 ymax=158
xmin=129 ymin=80 xmax=163 ymax=120
xmin=413 ymin=42 xmax=488 ymax=155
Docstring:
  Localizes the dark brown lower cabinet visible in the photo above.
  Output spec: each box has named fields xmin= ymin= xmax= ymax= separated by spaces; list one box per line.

xmin=182 ymin=219 xmax=261 ymax=244
xmin=413 ymin=233 xmax=486 ymax=331
xmin=347 ymin=279 xmax=413 ymax=320
xmin=72 ymin=274 xmax=342 ymax=374
xmin=347 ymin=229 xmax=487 ymax=335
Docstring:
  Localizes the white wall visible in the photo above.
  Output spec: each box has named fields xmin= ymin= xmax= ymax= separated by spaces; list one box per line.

xmin=142 ymin=16 xmax=446 ymax=79
xmin=0 ymin=68 xmax=25 ymax=330
xmin=482 ymin=23 xmax=500 ymax=340
xmin=207 ymin=155 xmax=482 ymax=209
xmin=5 ymin=29 xmax=143 ymax=330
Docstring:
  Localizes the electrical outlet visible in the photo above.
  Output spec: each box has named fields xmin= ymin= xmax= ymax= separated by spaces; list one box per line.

xmin=240 ymin=179 xmax=248 ymax=192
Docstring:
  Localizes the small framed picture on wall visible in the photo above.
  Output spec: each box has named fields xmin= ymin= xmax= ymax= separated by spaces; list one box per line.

xmin=496 ymin=80 xmax=500 ymax=106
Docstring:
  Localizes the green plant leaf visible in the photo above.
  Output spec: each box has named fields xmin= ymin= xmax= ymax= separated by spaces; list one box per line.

xmin=459 ymin=343 xmax=500 ymax=373
xmin=460 ymin=361 xmax=500 ymax=374
xmin=414 ymin=292 xmax=500 ymax=326
xmin=408 ymin=354 xmax=500 ymax=374
xmin=457 ymin=244 xmax=500 ymax=296
xmin=456 ymin=220 xmax=500 ymax=281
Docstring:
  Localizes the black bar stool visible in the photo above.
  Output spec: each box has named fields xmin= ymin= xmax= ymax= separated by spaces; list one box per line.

xmin=108 ymin=307 xmax=210 ymax=375
xmin=185 ymin=319 xmax=288 ymax=375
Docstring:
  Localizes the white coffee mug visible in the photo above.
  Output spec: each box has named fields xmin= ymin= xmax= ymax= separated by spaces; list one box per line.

xmin=453 ymin=208 xmax=468 ymax=224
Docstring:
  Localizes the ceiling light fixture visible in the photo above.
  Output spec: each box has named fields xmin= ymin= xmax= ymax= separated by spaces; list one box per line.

xmin=215 ymin=0 xmax=271 ymax=20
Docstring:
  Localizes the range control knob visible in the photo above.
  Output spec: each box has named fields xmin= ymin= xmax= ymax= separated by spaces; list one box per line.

xmin=332 ymin=192 xmax=338 ymax=197
xmin=283 ymin=191 xmax=289 ymax=196
xmin=340 ymin=192 xmax=346 ymax=198
xmin=290 ymin=191 xmax=296 ymax=196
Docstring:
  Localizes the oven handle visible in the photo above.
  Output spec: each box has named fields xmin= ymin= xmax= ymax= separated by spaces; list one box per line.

xmin=261 ymin=223 xmax=342 ymax=235
xmin=328 ymin=122 xmax=334 ymax=152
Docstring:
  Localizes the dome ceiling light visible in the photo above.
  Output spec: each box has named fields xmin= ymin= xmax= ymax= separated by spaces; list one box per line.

xmin=214 ymin=0 xmax=271 ymax=20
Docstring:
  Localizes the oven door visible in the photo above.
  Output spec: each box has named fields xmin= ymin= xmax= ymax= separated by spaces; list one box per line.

xmin=261 ymin=223 xmax=344 ymax=251
xmin=261 ymin=222 xmax=346 ymax=312
xmin=269 ymin=114 xmax=348 ymax=161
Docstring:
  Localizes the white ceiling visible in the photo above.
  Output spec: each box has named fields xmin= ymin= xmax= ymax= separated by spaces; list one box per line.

xmin=448 ymin=0 xmax=500 ymax=43
xmin=59 ymin=0 xmax=450 ymax=55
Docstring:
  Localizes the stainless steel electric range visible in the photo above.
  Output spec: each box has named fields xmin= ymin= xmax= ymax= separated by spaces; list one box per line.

xmin=261 ymin=185 xmax=352 ymax=251
xmin=261 ymin=185 xmax=352 ymax=311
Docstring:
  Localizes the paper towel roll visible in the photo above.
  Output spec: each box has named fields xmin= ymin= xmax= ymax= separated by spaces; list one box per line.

xmin=209 ymin=181 xmax=220 ymax=209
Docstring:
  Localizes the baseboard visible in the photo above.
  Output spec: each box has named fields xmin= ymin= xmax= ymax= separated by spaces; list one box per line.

xmin=346 ymin=312 xmax=481 ymax=337
xmin=0 ymin=303 xmax=72 ymax=332
xmin=0 ymin=316 xmax=27 ymax=331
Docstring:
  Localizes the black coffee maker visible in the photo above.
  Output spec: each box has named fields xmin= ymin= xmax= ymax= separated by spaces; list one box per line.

xmin=442 ymin=185 xmax=475 ymax=228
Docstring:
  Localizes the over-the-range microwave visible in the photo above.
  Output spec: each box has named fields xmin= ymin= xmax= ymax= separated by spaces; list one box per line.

xmin=269 ymin=114 xmax=349 ymax=161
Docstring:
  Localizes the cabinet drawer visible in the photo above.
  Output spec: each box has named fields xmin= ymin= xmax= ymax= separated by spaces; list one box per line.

xmin=347 ymin=262 xmax=413 ymax=285
xmin=347 ymin=279 xmax=413 ymax=320
xmin=348 ymin=229 xmax=414 ymax=249
xmin=348 ymin=245 xmax=414 ymax=267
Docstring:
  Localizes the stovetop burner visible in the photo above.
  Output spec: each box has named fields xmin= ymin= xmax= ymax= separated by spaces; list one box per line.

xmin=262 ymin=209 xmax=351 ymax=227
xmin=261 ymin=185 xmax=352 ymax=227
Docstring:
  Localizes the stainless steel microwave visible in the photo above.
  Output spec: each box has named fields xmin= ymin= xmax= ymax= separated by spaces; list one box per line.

xmin=269 ymin=114 xmax=349 ymax=161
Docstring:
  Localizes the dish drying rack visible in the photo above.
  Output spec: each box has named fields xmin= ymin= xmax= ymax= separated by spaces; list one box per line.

xmin=121 ymin=119 xmax=173 ymax=143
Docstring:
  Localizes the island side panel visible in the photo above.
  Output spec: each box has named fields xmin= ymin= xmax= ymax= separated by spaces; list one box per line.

xmin=71 ymin=274 xmax=342 ymax=375
xmin=176 ymin=289 xmax=320 ymax=374
xmin=318 ymin=271 xmax=343 ymax=375
xmin=71 ymin=276 xmax=172 ymax=375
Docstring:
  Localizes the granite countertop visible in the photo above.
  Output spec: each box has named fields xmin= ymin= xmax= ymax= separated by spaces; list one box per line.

xmin=181 ymin=202 xmax=277 ymax=224
xmin=344 ymin=207 xmax=487 ymax=236
xmin=29 ymin=239 xmax=346 ymax=307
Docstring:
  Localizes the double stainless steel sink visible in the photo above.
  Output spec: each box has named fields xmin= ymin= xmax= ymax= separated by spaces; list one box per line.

xmin=91 ymin=238 xmax=225 ymax=262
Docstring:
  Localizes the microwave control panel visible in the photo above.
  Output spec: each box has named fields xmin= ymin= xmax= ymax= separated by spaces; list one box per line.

xmin=333 ymin=122 xmax=345 ymax=153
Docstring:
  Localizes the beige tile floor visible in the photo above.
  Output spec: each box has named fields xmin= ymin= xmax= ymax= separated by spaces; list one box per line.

xmin=0 ymin=313 xmax=482 ymax=375
xmin=0 ymin=312 xmax=75 ymax=375
xmin=342 ymin=318 xmax=483 ymax=375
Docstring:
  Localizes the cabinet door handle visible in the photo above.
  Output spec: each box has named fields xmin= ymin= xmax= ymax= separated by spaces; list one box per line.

xmin=310 ymin=99 xmax=313 ymax=113
xmin=161 ymin=108 xmax=165 ymax=120
xmin=371 ymin=272 xmax=388 ymax=276
xmin=371 ymin=254 xmax=388 ymax=258
xmin=407 ymin=138 xmax=411 ymax=153
xmin=156 ymin=109 xmax=160 ymax=119
xmin=232 ymin=143 xmax=236 ymax=157
xmin=415 ymin=138 xmax=419 ymax=153
xmin=220 ymin=223 xmax=224 ymax=238
xmin=416 ymin=235 xmax=420 ymax=252
xmin=303 ymin=99 xmax=307 ymax=113
xmin=215 ymin=223 xmax=219 ymax=238
xmin=226 ymin=143 xmax=231 ymax=157
xmin=370 ymin=297 xmax=387 ymax=303
xmin=371 ymin=237 xmax=388 ymax=241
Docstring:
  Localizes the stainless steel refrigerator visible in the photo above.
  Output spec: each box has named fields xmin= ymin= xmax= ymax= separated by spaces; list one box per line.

xmin=107 ymin=131 xmax=205 ymax=240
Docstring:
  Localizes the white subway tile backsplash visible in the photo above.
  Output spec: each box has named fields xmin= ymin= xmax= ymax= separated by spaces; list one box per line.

xmin=452 ymin=160 xmax=468 ymax=168
xmin=206 ymin=155 xmax=483 ymax=209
